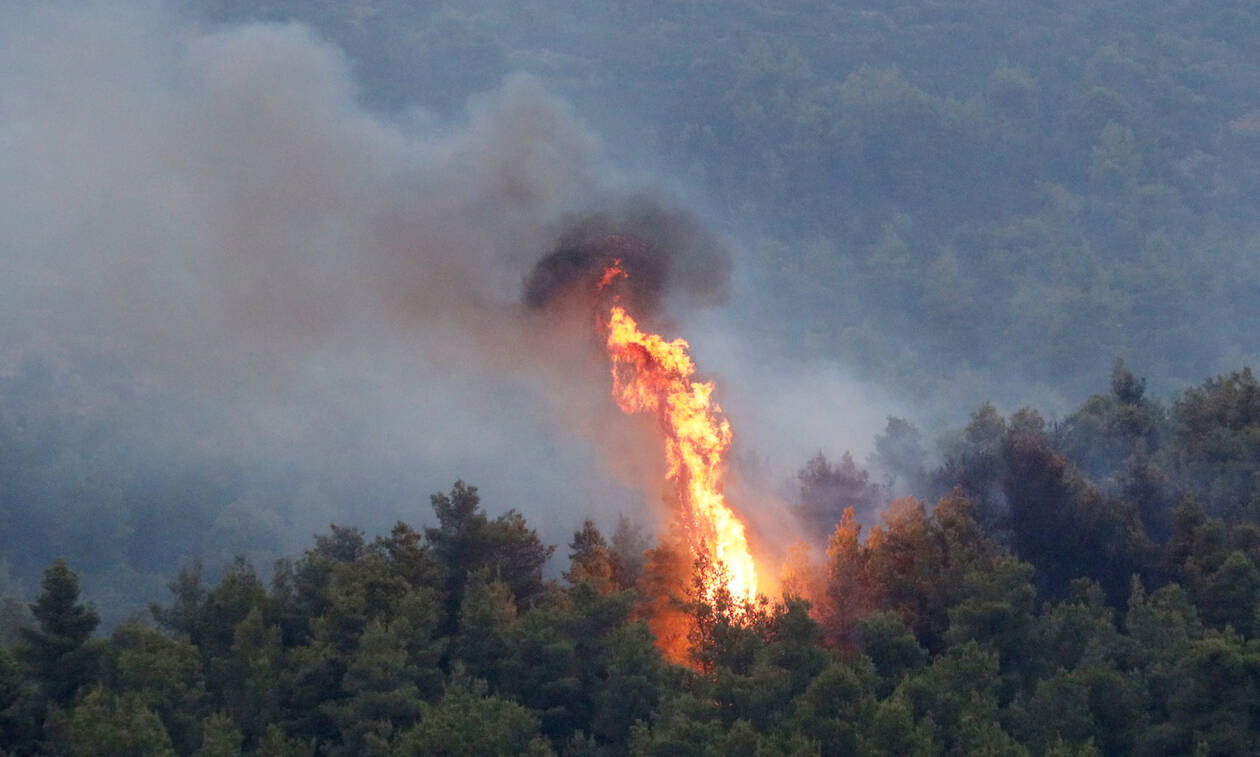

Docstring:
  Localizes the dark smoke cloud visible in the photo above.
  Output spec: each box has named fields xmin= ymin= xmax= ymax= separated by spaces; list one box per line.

xmin=523 ymin=198 xmax=732 ymax=319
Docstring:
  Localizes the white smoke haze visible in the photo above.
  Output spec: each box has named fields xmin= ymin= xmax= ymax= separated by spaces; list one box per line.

xmin=0 ymin=1 xmax=904 ymax=614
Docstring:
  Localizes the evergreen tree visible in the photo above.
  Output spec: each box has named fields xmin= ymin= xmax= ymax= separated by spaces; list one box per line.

xmin=609 ymin=515 xmax=650 ymax=590
xmin=566 ymin=521 xmax=614 ymax=592
xmin=16 ymin=559 xmax=99 ymax=706
xmin=64 ymin=687 xmax=177 ymax=757
xmin=395 ymin=669 xmax=554 ymax=756
xmin=193 ymin=712 xmax=243 ymax=757
xmin=327 ymin=618 xmax=422 ymax=754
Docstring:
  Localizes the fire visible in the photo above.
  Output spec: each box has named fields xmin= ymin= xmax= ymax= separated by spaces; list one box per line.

xmin=596 ymin=258 xmax=628 ymax=290
xmin=601 ymin=293 xmax=758 ymax=605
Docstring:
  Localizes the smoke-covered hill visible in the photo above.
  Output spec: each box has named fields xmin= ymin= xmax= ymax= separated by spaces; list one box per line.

xmin=2 ymin=0 xmax=1259 ymax=629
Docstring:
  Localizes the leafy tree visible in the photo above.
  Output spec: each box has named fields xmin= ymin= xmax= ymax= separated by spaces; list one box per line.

xmin=1195 ymin=550 xmax=1260 ymax=635
xmin=215 ymin=607 xmax=282 ymax=743
xmin=586 ymin=614 xmax=665 ymax=748
xmin=255 ymin=724 xmax=316 ymax=757
xmin=635 ymin=533 xmax=693 ymax=666
xmin=787 ymin=660 xmax=878 ymax=756
xmin=862 ymin=497 xmax=952 ymax=650
xmin=933 ymin=404 xmax=1009 ymax=529
xmin=860 ymin=694 xmax=934 ymax=756
xmin=1056 ymin=359 xmax=1166 ymax=483
xmin=896 ymin=642 xmax=1009 ymax=755
xmin=1162 ymin=630 xmax=1260 ymax=755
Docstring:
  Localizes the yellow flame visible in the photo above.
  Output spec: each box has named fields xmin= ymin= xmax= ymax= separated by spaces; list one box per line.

xmin=604 ymin=304 xmax=757 ymax=604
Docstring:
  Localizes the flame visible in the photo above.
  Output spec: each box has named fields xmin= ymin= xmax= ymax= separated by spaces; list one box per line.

xmin=597 ymin=258 xmax=628 ymax=290
xmin=602 ymin=299 xmax=758 ymax=605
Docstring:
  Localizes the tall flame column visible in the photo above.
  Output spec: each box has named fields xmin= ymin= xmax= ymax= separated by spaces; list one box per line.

xmin=603 ymin=303 xmax=758 ymax=604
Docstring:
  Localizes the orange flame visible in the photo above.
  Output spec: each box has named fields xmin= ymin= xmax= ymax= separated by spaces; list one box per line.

xmin=602 ymin=300 xmax=758 ymax=605
xmin=597 ymin=258 xmax=628 ymax=290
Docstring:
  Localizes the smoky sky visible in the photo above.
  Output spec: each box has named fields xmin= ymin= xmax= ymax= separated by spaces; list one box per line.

xmin=0 ymin=1 xmax=904 ymax=618
xmin=523 ymin=201 xmax=732 ymax=318
xmin=0 ymin=1 xmax=648 ymax=552
xmin=0 ymin=0 xmax=763 ymax=556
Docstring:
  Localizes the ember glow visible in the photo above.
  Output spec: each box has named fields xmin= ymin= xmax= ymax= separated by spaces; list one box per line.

xmin=601 ymin=289 xmax=758 ymax=605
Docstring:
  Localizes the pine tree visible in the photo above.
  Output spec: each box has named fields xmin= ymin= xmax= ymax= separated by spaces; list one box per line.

xmin=16 ymin=559 xmax=99 ymax=706
xmin=64 ymin=688 xmax=176 ymax=757
xmin=193 ymin=712 xmax=243 ymax=757
xmin=566 ymin=521 xmax=613 ymax=592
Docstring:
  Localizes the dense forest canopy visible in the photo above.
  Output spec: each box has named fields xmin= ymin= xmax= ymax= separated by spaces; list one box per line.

xmin=3 ymin=0 xmax=1260 ymax=753
xmin=5 ymin=370 xmax=1260 ymax=755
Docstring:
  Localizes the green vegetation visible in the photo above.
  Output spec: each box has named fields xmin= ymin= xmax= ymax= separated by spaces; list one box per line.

xmin=5 ymin=1 xmax=1260 ymax=753
xmin=3 ymin=363 xmax=1260 ymax=754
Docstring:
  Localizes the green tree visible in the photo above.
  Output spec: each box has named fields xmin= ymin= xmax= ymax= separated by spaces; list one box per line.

xmin=860 ymin=694 xmax=934 ymax=756
xmin=1174 ymin=368 xmax=1260 ymax=519
xmin=787 ymin=660 xmax=878 ymax=755
xmin=215 ymin=607 xmax=282 ymax=744
xmin=857 ymin=611 xmax=927 ymax=697
xmin=1196 ymin=551 xmax=1260 ymax=635
xmin=255 ymin=724 xmax=316 ymax=757
xmin=16 ymin=559 xmax=100 ymax=706
xmin=394 ymin=669 xmax=553 ymax=756
xmin=566 ymin=521 xmax=614 ymax=593
xmin=449 ymin=569 xmax=518 ymax=690
xmin=326 ymin=618 xmax=422 ymax=754
xmin=64 ymin=687 xmax=176 ymax=757
xmin=105 ymin=620 xmax=206 ymax=754
xmin=193 ymin=712 xmax=242 ymax=757
xmin=426 ymin=482 xmax=554 ymax=634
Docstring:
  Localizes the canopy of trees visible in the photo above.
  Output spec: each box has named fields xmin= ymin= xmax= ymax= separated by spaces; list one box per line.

xmin=4 ymin=363 xmax=1260 ymax=756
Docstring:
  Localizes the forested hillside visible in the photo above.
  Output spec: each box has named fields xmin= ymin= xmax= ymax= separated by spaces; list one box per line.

xmin=3 ymin=364 xmax=1260 ymax=755
xmin=185 ymin=0 xmax=1260 ymax=402
xmin=4 ymin=0 xmax=1260 ymax=754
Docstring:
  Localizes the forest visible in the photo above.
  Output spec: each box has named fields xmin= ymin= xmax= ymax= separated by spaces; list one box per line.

xmin=3 ymin=0 xmax=1260 ymax=754
xmin=3 ymin=363 xmax=1260 ymax=755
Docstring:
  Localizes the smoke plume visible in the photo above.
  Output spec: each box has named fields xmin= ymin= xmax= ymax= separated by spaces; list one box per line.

xmin=523 ymin=200 xmax=732 ymax=319
xmin=0 ymin=2 xmax=717 ymax=593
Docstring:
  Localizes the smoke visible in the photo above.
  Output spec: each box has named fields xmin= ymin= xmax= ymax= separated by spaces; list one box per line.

xmin=2 ymin=3 xmax=604 ymax=367
xmin=523 ymin=199 xmax=732 ymax=319
xmin=0 ymin=2 xmax=903 ymax=620
xmin=0 ymin=1 xmax=687 ymax=593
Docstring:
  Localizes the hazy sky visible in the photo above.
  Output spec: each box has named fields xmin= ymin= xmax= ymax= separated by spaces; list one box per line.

xmin=0 ymin=0 xmax=898 ymax=592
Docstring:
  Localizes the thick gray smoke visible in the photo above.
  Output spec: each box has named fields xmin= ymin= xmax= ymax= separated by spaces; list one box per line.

xmin=0 ymin=2 xmax=900 ymax=619
xmin=0 ymin=2 xmax=684 ymax=595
